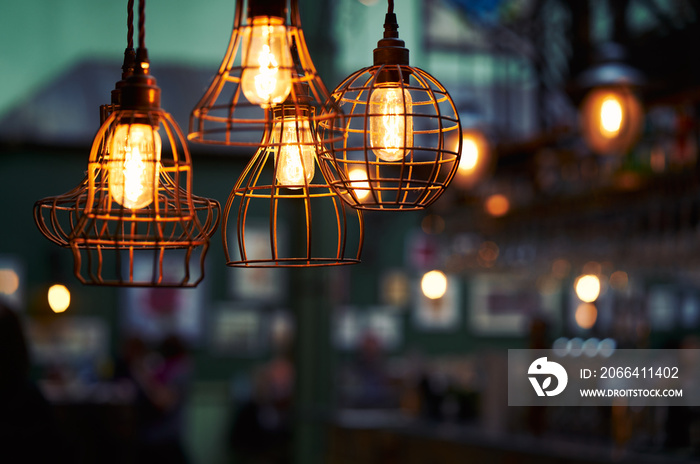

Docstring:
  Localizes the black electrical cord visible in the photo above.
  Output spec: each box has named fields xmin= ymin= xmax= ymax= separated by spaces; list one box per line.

xmin=388 ymin=0 xmax=394 ymax=14
xmin=127 ymin=0 xmax=134 ymax=50
xmin=135 ymin=0 xmax=149 ymax=67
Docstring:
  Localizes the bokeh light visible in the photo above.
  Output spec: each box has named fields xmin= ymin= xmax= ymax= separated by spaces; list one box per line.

xmin=485 ymin=194 xmax=509 ymax=217
xmin=0 ymin=269 xmax=19 ymax=295
xmin=48 ymin=284 xmax=70 ymax=313
xmin=575 ymin=302 xmax=597 ymax=329
xmin=421 ymin=270 xmax=448 ymax=300
xmin=575 ymin=274 xmax=600 ymax=302
xmin=348 ymin=167 xmax=371 ymax=200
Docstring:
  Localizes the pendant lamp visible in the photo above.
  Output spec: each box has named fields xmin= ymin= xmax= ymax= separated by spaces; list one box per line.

xmin=191 ymin=0 xmax=362 ymax=267
xmin=578 ymin=43 xmax=644 ymax=156
xmin=34 ymin=0 xmax=220 ymax=287
xmin=189 ymin=0 xmax=339 ymax=147
xmin=317 ymin=0 xmax=461 ymax=211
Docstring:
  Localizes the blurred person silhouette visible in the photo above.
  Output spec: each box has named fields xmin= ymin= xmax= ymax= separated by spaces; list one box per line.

xmin=0 ymin=302 xmax=70 ymax=462
xmin=229 ymin=351 xmax=294 ymax=464
xmin=133 ymin=334 xmax=192 ymax=464
xmin=340 ymin=331 xmax=395 ymax=409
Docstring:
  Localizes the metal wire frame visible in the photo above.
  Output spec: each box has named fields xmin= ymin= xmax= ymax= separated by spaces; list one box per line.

xmin=34 ymin=109 xmax=220 ymax=287
xmin=223 ymin=110 xmax=364 ymax=267
xmin=317 ymin=64 xmax=462 ymax=211
xmin=188 ymin=0 xmax=340 ymax=147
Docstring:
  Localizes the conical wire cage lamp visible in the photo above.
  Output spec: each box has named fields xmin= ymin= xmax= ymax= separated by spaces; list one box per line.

xmin=318 ymin=0 xmax=461 ymax=211
xmin=34 ymin=0 xmax=220 ymax=287
xmin=189 ymin=0 xmax=340 ymax=148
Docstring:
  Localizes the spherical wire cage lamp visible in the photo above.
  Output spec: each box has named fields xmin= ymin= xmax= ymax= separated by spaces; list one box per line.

xmin=34 ymin=0 xmax=220 ymax=287
xmin=318 ymin=0 xmax=461 ymax=211
xmin=189 ymin=0 xmax=363 ymax=267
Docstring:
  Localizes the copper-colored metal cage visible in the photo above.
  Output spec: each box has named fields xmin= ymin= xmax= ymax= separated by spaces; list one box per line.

xmin=189 ymin=0 xmax=336 ymax=147
xmin=318 ymin=65 xmax=462 ymax=211
xmin=222 ymin=105 xmax=364 ymax=267
xmin=34 ymin=109 xmax=220 ymax=287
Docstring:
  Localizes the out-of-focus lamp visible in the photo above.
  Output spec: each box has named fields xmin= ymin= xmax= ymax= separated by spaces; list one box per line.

xmin=421 ymin=270 xmax=447 ymax=300
xmin=578 ymin=43 xmax=644 ymax=155
xmin=452 ymin=128 xmax=490 ymax=189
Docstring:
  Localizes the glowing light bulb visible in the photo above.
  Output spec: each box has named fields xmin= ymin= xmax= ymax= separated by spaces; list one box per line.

xmin=421 ymin=270 xmax=447 ymax=300
xmin=369 ymin=84 xmax=413 ymax=161
xmin=273 ymin=118 xmax=315 ymax=189
xmin=241 ymin=17 xmax=293 ymax=107
xmin=109 ymin=123 xmax=161 ymax=210
xmin=600 ymin=95 xmax=623 ymax=137
xmin=48 ymin=284 xmax=70 ymax=313
xmin=348 ymin=167 xmax=370 ymax=200
xmin=575 ymin=274 xmax=600 ymax=303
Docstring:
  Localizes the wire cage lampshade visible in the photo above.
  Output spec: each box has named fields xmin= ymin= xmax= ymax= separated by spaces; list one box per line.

xmin=34 ymin=0 xmax=220 ymax=287
xmin=318 ymin=0 xmax=461 ymax=211
xmin=189 ymin=0 xmax=340 ymax=148
xmin=222 ymin=112 xmax=364 ymax=267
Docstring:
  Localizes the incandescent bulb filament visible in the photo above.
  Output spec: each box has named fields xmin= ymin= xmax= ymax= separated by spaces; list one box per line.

xmin=369 ymin=84 xmax=413 ymax=161
xmin=241 ymin=17 xmax=293 ymax=107
xmin=600 ymin=95 xmax=623 ymax=137
xmin=109 ymin=123 xmax=161 ymax=209
xmin=273 ymin=118 xmax=315 ymax=189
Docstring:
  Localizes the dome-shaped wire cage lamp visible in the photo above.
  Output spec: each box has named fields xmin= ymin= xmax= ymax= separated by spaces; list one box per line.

xmin=318 ymin=0 xmax=461 ymax=211
xmin=189 ymin=0 xmax=338 ymax=147
xmin=34 ymin=0 xmax=220 ymax=287
xmin=222 ymin=96 xmax=364 ymax=267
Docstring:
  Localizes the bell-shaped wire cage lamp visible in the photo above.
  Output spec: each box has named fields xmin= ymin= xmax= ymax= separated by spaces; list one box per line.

xmin=318 ymin=0 xmax=462 ymax=211
xmin=34 ymin=0 xmax=220 ymax=287
xmin=189 ymin=0 xmax=336 ymax=147
xmin=222 ymin=100 xmax=364 ymax=267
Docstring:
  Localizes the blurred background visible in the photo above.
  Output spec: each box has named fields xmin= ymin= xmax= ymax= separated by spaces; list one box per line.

xmin=2 ymin=0 xmax=700 ymax=463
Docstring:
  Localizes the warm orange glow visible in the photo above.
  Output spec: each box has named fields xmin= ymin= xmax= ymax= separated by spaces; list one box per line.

xmin=485 ymin=194 xmax=509 ymax=217
xmin=580 ymin=87 xmax=643 ymax=155
xmin=600 ymin=96 xmax=623 ymax=136
xmin=575 ymin=303 xmax=597 ymax=329
xmin=575 ymin=274 xmax=600 ymax=303
xmin=0 ymin=269 xmax=19 ymax=295
xmin=453 ymin=130 xmax=490 ymax=189
xmin=48 ymin=284 xmax=70 ymax=313
xmin=458 ymin=136 xmax=479 ymax=173
xmin=421 ymin=270 xmax=447 ymax=299
xmin=348 ymin=167 xmax=371 ymax=200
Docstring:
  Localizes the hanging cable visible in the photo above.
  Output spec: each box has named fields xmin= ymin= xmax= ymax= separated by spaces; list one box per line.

xmin=127 ymin=0 xmax=134 ymax=50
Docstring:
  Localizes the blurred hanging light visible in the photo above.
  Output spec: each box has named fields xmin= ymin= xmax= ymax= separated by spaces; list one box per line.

xmin=318 ymin=0 xmax=461 ymax=211
xmin=34 ymin=0 xmax=220 ymax=286
xmin=574 ymin=274 xmax=601 ymax=303
xmin=421 ymin=270 xmax=447 ymax=300
xmin=48 ymin=284 xmax=70 ymax=313
xmin=452 ymin=127 xmax=491 ymax=189
xmin=578 ymin=43 xmax=644 ymax=155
